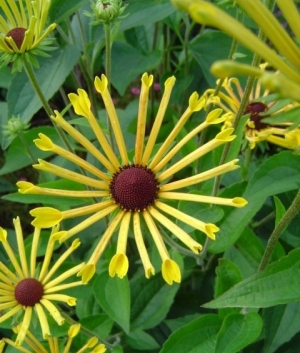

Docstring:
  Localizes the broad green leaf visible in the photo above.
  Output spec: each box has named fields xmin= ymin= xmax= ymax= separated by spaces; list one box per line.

xmin=203 ymin=248 xmax=300 ymax=309
xmin=80 ymin=314 xmax=114 ymax=340
xmin=126 ymin=330 xmax=160 ymax=351
xmin=214 ymin=259 xmax=243 ymax=319
xmin=130 ymin=274 xmax=179 ymax=330
xmin=111 ymin=42 xmax=161 ymax=95
xmin=263 ymin=303 xmax=300 ymax=353
xmin=160 ymin=314 xmax=221 ymax=353
xmin=0 ymin=126 xmax=62 ymax=175
xmin=274 ymin=196 xmax=286 ymax=227
xmin=209 ymin=151 xmax=300 ymax=253
xmin=215 ymin=312 xmax=263 ymax=353
xmin=119 ymin=0 xmax=176 ymax=31
xmin=8 ymin=45 xmax=81 ymax=123
xmin=93 ymin=272 xmax=130 ymax=334
xmin=49 ymin=0 xmax=87 ymax=23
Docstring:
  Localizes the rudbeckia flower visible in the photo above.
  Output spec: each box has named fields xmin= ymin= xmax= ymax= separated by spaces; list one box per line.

xmin=0 ymin=217 xmax=84 ymax=345
xmin=204 ymin=65 xmax=300 ymax=150
xmin=17 ymin=73 xmax=247 ymax=285
xmin=171 ymin=0 xmax=300 ymax=102
xmin=0 ymin=0 xmax=56 ymax=70
xmin=0 ymin=324 xmax=106 ymax=353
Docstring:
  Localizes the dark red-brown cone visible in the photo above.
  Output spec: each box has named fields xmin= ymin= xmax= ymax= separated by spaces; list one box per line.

xmin=15 ymin=278 xmax=44 ymax=306
xmin=5 ymin=27 xmax=27 ymax=50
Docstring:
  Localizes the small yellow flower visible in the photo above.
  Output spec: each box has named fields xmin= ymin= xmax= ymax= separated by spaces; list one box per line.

xmin=171 ymin=0 xmax=300 ymax=102
xmin=0 ymin=217 xmax=84 ymax=345
xmin=0 ymin=324 xmax=106 ymax=353
xmin=19 ymin=73 xmax=247 ymax=285
xmin=204 ymin=66 xmax=300 ymax=150
xmin=0 ymin=0 xmax=56 ymax=70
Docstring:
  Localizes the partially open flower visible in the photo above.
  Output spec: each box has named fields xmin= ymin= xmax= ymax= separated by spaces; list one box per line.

xmin=0 ymin=323 xmax=106 ymax=353
xmin=0 ymin=217 xmax=84 ymax=345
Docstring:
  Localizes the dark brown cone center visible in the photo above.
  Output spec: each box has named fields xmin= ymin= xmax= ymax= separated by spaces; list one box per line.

xmin=15 ymin=278 xmax=44 ymax=307
xmin=244 ymin=102 xmax=269 ymax=131
xmin=5 ymin=27 xmax=27 ymax=50
xmin=110 ymin=165 xmax=158 ymax=211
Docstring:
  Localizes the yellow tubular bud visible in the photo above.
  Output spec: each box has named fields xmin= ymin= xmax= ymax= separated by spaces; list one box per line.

xmin=162 ymin=259 xmax=181 ymax=285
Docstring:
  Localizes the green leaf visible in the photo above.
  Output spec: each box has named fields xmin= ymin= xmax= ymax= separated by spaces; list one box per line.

xmin=203 ymin=248 xmax=300 ymax=309
xmin=126 ymin=330 xmax=160 ymax=351
xmin=160 ymin=314 xmax=221 ymax=353
xmin=49 ymin=0 xmax=87 ymax=23
xmin=93 ymin=272 xmax=130 ymax=334
xmin=119 ymin=0 xmax=176 ymax=31
xmin=130 ymin=274 xmax=180 ymax=330
xmin=0 ymin=126 xmax=61 ymax=175
xmin=111 ymin=42 xmax=161 ymax=95
xmin=209 ymin=151 xmax=300 ymax=253
xmin=274 ymin=196 xmax=286 ymax=227
xmin=80 ymin=314 xmax=114 ymax=340
xmin=263 ymin=303 xmax=300 ymax=353
xmin=215 ymin=312 xmax=263 ymax=353
xmin=8 ymin=44 xmax=81 ymax=123
xmin=214 ymin=259 xmax=243 ymax=319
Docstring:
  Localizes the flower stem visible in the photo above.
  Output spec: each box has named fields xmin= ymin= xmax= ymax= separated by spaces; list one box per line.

xmin=104 ymin=23 xmax=115 ymax=153
xmin=258 ymin=189 xmax=300 ymax=272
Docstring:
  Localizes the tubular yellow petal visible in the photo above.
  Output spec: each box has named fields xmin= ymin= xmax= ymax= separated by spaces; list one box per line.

xmin=142 ymin=76 xmax=176 ymax=164
xmin=51 ymin=111 xmax=115 ymax=173
xmin=133 ymin=212 xmax=155 ymax=278
xmin=0 ymin=304 xmax=22 ymax=323
xmin=0 ymin=301 xmax=18 ymax=311
xmin=34 ymin=133 xmax=54 ymax=150
xmin=0 ymin=232 xmax=24 ymax=279
xmin=116 ymin=211 xmax=131 ymax=253
xmin=158 ymin=129 xmax=236 ymax=182
xmin=211 ymin=60 xmax=264 ymax=80
xmin=159 ymin=192 xmax=247 ymax=208
xmin=94 ymin=75 xmax=129 ymax=165
xmin=153 ymin=120 xmax=208 ymax=173
xmin=13 ymin=217 xmax=28 ymax=278
xmin=35 ymin=303 xmax=50 ymax=339
xmin=150 ymin=94 xmax=204 ymax=169
xmin=206 ymin=108 xmax=226 ymax=124
xmin=135 ymin=73 xmax=153 ymax=164
xmin=155 ymin=201 xmax=219 ymax=239
xmin=38 ymin=233 xmax=59 ymax=282
xmin=86 ymin=337 xmax=98 ymax=348
xmin=87 ymin=210 xmax=124 ymax=267
xmin=109 ymin=253 xmax=129 ymax=279
xmin=162 ymin=259 xmax=181 ymax=285
xmin=40 ymin=299 xmax=64 ymax=325
xmin=15 ymin=307 xmax=32 ymax=345
xmin=30 ymin=226 xmax=41 ymax=278
xmin=0 ymin=263 xmax=18 ymax=284
xmin=68 ymin=89 xmax=91 ymax=118
xmin=68 ymin=324 xmax=81 ymax=338
xmin=42 ymin=294 xmax=77 ymax=306
xmin=77 ymin=264 xmax=95 ymax=284
xmin=277 ymin=0 xmax=300 ymax=41
xmin=30 ymin=207 xmax=62 ymax=228
xmin=33 ymin=159 xmax=109 ymax=189
xmin=91 ymin=344 xmax=107 ymax=353
xmin=59 ymin=204 xmax=119 ymax=242
xmin=142 ymin=210 xmax=169 ymax=261
xmin=175 ymin=0 xmax=300 ymax=83
xmin=34 ymin=134 xmax=111 ymax=181
xmin=149 ymin=207 xmax=202 ymax=253
xmin=44 ymin=280 xmax=83 ymax=293
xmin=236 ymin=0 xmax=300 ymax=71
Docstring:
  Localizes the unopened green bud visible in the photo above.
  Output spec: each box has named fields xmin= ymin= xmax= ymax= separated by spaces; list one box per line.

xmin=2 ymin=116 xmax=30 ymax=137
xmin=90 ymin=0 xmax=126 ymax=24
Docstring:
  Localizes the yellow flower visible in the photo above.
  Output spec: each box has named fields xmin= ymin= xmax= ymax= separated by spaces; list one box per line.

xmin=18 ymin=73 xmax=247 ymax=285
xmin=171 ymin=0 xmax=300 ymax=102
xmin=0 ymin=324 xmax=106 ymax=353
xmin=0 ymin=0 xmax=56 ymax=69
xmin=204 ymin=65 xmax=300 ymax=150
xmin=0 ymin=217 xmax=84 ymax=345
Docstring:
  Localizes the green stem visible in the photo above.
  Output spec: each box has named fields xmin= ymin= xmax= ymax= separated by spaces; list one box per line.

xmin=104 ymin=22 xmax=115 ymax=152
xmin=258 ymin=189 xmax=300 ymax=272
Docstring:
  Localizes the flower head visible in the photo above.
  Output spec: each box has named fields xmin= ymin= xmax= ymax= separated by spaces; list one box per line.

xmin=204 ymin=66 xmax=300 ymax=150
xmin=88 ymin=0 xmax=127 ymax=25
xmin=0 ymin=0 xmax=56 ymax=71
xmin=0 ymin=217 xmax=84 ymax=345
xmin=0 ymin=323 xmax=106 ymax=353
xmin=18 ymin=73 xmax=247 ymax=285
xmin=171 ymin=0 xmax=300 ymax=102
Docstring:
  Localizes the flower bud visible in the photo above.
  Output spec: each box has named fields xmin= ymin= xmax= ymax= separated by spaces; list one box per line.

xmin=91 ymin=0 xmax=126 ymax=24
